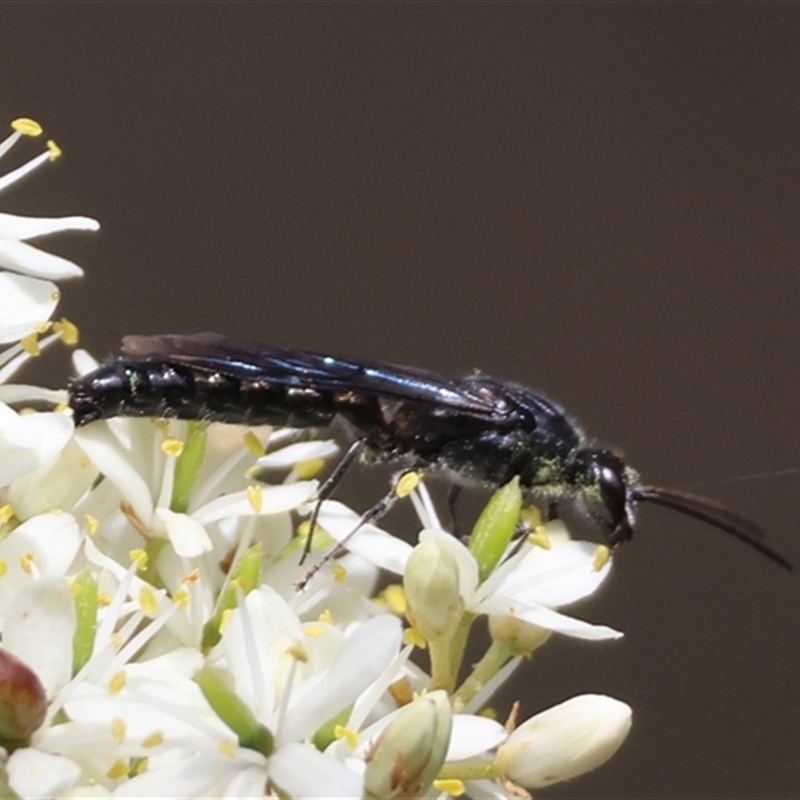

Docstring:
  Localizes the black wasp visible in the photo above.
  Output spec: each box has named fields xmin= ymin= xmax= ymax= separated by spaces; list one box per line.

xmin=68 ymin=333 xmax=792 ymax=571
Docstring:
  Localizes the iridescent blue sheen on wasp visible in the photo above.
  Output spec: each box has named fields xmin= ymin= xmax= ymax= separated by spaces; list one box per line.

xmin=68 ymin=333 xmax=792 ymax=571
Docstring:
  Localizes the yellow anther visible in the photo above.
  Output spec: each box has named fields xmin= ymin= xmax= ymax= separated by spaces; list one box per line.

xmin=108 ymin=671 xmax=127 ymax=694
xmin=142 ymin=730 xmax=164 ymax=748
xmin=374 ymin=583 xmax=407 ymax=615
xmin=247 ymin=484 xmax=263 ymax=513
xmin=20 ymin=552 xmax=34 ymax=574
xmin=0 ymin=561 xmax=7 ymax=579
xmin=403 ymin=627 xmax=427 ymax=649
xmin=295 ymin=457 xmax=325 ymax=479
xmin=218 ymin=740 xmax=237 ymax=757
xmin=134 ymin=758 xmax=148 ymax=775
xmin=20 ymin=334 xmax=40 ymax=356
xmin=331 ymin=563 xmax=347 ymax=583
xmin=527 ymin=525 xmax=552 ymax=550
xmin=139 ymin=586 xmax=159 ymax=615
xmin=0 ymin=504 xmax=13 ymax=524
xmin=85 ymin=514 xmax=99 ymax=535
xmin=34 ymin=321 xmax=52 ymax=335
xmin=11 ymin=118 xmax=43 ymax=136
xmin=593 ymin=544 xmax=611 ymax=571
xmin=243 ymin=430 xmax=266 ymax=456
xmin=111 ymin=717 xmax=126 ymax=744
xmin=161 ymin=438 xmax=184 ymax=457
xmin=304 ymin=624 xmax=323 ymax=637
xmin=53 ymin=318 xmax=79 ymax=345
xmin=434 ymin=779 xmax=466 ymax=796
xmin=318 ymin=608 xmax=334 ymax=625
xmin=111 ymin=632 xmax=124 ymax=651
xmin=287 ymin=641 xmax=309 ymax=662
xmin=46 ymin=140 xmax=62 ymax=161
xmin=172 ymin=589 xmax=190 ymax=609
xmin=106 ymin=760 xmax=129 ymax=780
xmin=98 ymin=592 xmax=112 ymax=606
xmin=388 ymin=677 xmax=414 ymax=707
xmin=129 ymin=549 xmax=148 ymax=570
xmin=333 ymin=725 xmax=359 ymax=748
xmin=519 ymin=506 xmax=543 ymax=528
xmin=396 ymin=471 xmax=422 ymax=499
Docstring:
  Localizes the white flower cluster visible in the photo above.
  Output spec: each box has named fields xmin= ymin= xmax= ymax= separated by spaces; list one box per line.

xmin=0 ymin=119 xmax=632 ymax=799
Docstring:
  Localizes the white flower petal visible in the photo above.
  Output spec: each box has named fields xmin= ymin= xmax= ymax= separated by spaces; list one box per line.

xmin=0 ymin=212 xmax=100 ymax=240
xmin=192 ymin=481 xmax=317 ymax=525
xmin=4 ymin=577 xmax=76 ymax=695
xmin=269 ymin=742 xmax=364 ymax=800
xmin=156 ymin=508 xmax=213 ymax=557
xmin=0 ymin=237 xmax=84 ymax=279
xmin=6 ymin=748 xmax=82 ymax=799
xmin=0 ymin=402 xmax=74 ymax=484
xmin=479 ymin=595 xmax=623 ymax=641
xmin=446 ymin=714 xmax=507 ymax=761
xmin=279 ymin=615 xmax=402 ymax=744
xmin=0 ymin=272 xmax=59 ymax=343
xmin=257 ymin=439 xmax=339 ymax=468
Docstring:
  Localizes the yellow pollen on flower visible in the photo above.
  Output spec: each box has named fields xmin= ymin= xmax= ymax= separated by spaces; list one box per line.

xmin=0 ymin=560 xmax=8 ymax=579
xmin=243 ymin=430 xmax=266 ymax=456
xmin=318 ymin=608 xmax=334 ymax=625
xmin=375 ymin=583 xmax=406 ymax=615
xmin=20 ymin=552 xmax=35 ymax=573
xmin=434 ymin=779 xmax=466 ymax=796
xmin=139 ymin=586 xmax=159 ymax=615
xmin=129 ymin=549 xmax=148 ymax=570
xmin=20 ymin=334 xmax=40 ymax=356
xmin=98 ymin=592 xmax=112 ymax=606
xmin=11 ymin=117 xmax=43 ymax=136
xmin=0 ymin=504 xmax=13 ymax=523
xmin=219 ymin=608 xmax=234 ymax=634
xmin=85 ymin=514 xmax=99 ymax=535
xmin=527 ymin=525 xmax=551 ymax=550
xmin=331 ymin=563 xmax=347 ymax=583
xmin=111 ymin=632 xmax=125 ymax=650
xmin=134 ymin=758 xmax=148 ymax=775
xmin=286 ymin=641 xmax=309 ymax=662
xmin=396 ymin=470 xmax=422 ymax=498
xmin=305 ymin=624 xmax=323 ymax=637
xmin=108 ymin=671 xmax=127 ymax=694
xmin=247 ymin=484 xmax=263 ymax=512
xmin=593 ymin=544 xmax=611 ymax=571
xmin=403 ymin=627 xmax=427 ymax=649
xmin=218 ymin=740 xmax=237 ymax=758
xmin=295 ymin=457 xmax=325 ymax=479
xmin=34 ymin=321 xmax=52 ymax=335
xmin=111 ymin=717 xmax=126 ymax=744
xmin=53 ymin=317 xmax=79 ymax=345
xmin=107 ymin=760 xmax=129 ymax=780
xmin=388 ymin=677 xmax=414 ymax=707
xmin=161 ymin=438 xmax=184 ymax=457
xmin=181 ymin=568 xmax=200 ymax=584
xmin=46 ymin=140 xmax=62 ymax=161
xmin=142 ymin=730 xmax=164 ymax=748
xmin=333 ymin=725 xmax=359 ymax=748
xmin=172 ymin=589 xmax=190 ymax=609
xmin=67 ymin=578 xmax=78 ymax=597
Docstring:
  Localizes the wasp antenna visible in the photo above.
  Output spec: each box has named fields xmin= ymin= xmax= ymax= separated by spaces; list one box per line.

xmin=632 ymin=486 xmax=792 ymax=571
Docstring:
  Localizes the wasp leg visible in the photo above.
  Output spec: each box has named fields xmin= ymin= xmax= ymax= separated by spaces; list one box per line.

xmin=296 ymin=469 xmax=420 ymax=591
xmin=300 ymin=437 xmax=368 ymax=564
xmin=446 ymin=483 xmax=462 ymax=537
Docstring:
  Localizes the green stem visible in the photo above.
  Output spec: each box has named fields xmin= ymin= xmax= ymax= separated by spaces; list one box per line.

xmin=451 ymin=638 xmax=515 ymax=711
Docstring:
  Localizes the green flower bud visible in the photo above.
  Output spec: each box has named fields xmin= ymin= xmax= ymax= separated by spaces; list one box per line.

xmin=364 ymin=690 xmax=452 ymax=800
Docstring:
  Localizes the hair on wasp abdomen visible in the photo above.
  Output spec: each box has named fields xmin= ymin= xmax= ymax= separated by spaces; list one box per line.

xmin=68 ymin=332 xmax=792 ymax=573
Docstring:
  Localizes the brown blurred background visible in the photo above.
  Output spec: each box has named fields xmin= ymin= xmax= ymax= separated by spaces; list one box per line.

xmin=1 ymin=4 xmax=798 ymax=797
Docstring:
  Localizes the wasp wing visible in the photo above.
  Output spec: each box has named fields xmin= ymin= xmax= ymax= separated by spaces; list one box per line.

xmin=122 ymin=333 xmax=506 ymax=422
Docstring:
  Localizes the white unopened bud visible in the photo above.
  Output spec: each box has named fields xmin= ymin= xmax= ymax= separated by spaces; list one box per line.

xmin=404 ymin=538 xmax=463 ymax=641
xmin=364 ymin=690 xmax=452 ymax=799
xmin=488 ymin=614 xmax=551 ymax=655
xmin=495 ymin=694 xmax=631 ymax=788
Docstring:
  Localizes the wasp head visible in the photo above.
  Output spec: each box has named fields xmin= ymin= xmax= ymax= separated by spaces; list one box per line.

xmin=570 ymin=448 xmax=639 ymax=547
